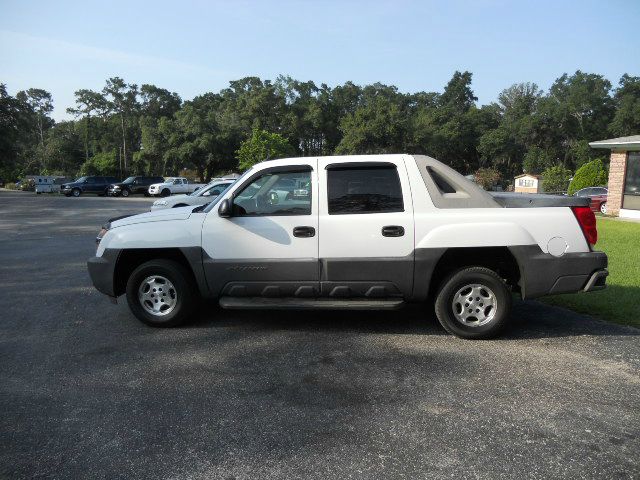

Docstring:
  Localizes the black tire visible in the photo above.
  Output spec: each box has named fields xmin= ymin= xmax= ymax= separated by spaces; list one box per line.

xmin=72 ymin=188 xmax=81 ymax=197
xmin=161 ymin=188 xmax=170 ymax=197
xmin=121 ymin=188 xmax=130 ymax=198
xmin=144 ymin=192 xmax=150 ymax=197
xmin=434 ymin=266 xmax=511 ymax=339
xmin=125 ymin=259 xmax=198 ymax=327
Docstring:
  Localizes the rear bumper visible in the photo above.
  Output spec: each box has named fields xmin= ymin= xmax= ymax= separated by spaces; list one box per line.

xmin=509 ymin=246 xmax=608 ymax=299
xmin=87 ymin=249 xmax=120 ymax=298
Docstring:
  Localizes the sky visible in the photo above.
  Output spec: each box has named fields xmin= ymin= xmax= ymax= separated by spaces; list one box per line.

xmin=1 ymin=0 xmax=638 ymax=121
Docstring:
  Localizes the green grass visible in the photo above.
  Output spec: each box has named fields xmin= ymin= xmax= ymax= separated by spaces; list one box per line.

xmin=543 ymin=217 xmax=640 ymax=328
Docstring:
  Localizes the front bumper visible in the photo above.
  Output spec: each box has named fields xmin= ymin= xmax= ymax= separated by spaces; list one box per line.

xmin=107 ymin=188 xmax=121 ymax=196
xmin=87 ymin=249 xmax=120 ymax=299
xmin=509 ymin=246 xmax=608 ymax=299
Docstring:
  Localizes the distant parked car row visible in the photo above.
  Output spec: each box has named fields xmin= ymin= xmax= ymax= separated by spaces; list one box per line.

xmin=59 ymin=176 xmax=208 ymax=198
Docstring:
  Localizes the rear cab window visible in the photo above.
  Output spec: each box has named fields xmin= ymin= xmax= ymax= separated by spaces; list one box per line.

xmin=327 ymin=164 xmax=404 ymax=214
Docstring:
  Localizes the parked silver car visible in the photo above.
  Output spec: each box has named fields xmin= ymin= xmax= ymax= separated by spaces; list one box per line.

xmin=150 ymin=178 xmax=236 ymax=211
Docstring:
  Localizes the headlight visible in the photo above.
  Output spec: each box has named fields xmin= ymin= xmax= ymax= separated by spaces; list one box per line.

xmin=153 ymin=200 xmax=168 ymax=206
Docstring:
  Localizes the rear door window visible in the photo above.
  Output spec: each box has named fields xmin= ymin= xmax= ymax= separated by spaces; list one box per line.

xmin=327 ymin=165 xmax=404 ymax=214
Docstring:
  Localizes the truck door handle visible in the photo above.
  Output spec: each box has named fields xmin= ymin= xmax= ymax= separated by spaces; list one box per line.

xmin=293 ymin=226 xmax=316 ymax=238
xmin=382 ymin=225 xmax=405 ymax=237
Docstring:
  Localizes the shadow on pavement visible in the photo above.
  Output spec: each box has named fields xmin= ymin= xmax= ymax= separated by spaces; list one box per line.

xmin=186 ymin=298 xmax=639 ymax=339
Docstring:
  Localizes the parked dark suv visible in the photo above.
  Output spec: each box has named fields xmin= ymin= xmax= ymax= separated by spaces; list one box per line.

xmin=108 ymin=176 xmax=165 ymax=197
xmin=61 ymin=176 xmax=120 ymax=197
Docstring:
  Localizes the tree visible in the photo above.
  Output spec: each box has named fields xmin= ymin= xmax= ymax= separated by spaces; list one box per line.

xmin=568 ymin=158 xmax=608 ymax=195
xmin=522 ymin=146 xmax=553 ymax=174
xmin=542 ymin=165 xmax=572 ymax=193
xmin=474 ymin=168 xmax=501 ymax=190
xmin=236 ymin=128 xmax=294 ymax=170
xmin=67 ymin=89 xmax=106 ymax=162
xmin=16 ymin=88 xmax=54 ymax=170
xmin=102 ymin=77 xmax=139 ymax=174
xmin=336 ymin=83 xmax=409 ymax=155
xmin=0 ymin=84 xmax=30 ymax=180
xmin=547 ymin=71 xmax=614 ymax=168
xmin=610 ymin=74 xmax=640 ymax=136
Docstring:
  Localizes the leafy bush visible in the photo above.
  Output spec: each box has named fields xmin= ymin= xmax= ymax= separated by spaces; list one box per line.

xmin=542 ymin=165 xmax=572 ymax=193
xmin=79 ymin=151 xmax=119 ymax=176
xmin=567 ymin=158 xmax=608 ymax=195
xmin=474 ymin=168 xmax=501 ymax=190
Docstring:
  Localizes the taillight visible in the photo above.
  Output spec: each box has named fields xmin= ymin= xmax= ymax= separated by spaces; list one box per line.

xmin=571 ymin=206 xmax=597 ymax=246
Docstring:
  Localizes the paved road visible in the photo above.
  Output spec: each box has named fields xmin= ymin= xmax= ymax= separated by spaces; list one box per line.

xmin=1 ymin=190 xmax=639 ymax=479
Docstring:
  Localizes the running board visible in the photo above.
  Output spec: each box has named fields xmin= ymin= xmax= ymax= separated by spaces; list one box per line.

xmin=219 ymin=296 xmax=405 ymax=310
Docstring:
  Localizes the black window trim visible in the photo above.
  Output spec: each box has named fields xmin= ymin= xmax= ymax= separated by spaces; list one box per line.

xmin=231 ymin=164 xmax=313 ymax=217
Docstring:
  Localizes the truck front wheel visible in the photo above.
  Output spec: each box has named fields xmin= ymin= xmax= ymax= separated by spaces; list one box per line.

xmin=160 ymin=188 xmax=170 ymax=197
xmin=434 ymin=266 xmax=511 ymax=339
xmin=125 ymin=259 xmax=198 ymax=327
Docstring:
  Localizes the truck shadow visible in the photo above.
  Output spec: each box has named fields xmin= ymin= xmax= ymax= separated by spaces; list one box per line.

xmin=190 ymin=299 xmax=639 ymax=339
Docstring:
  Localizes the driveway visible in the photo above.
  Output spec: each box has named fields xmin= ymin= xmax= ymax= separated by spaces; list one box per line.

xmin=1 ymin=191 xmax=638 ymax=479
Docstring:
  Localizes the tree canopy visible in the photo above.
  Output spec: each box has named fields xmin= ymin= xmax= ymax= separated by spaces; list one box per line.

xmin=1 ymin=70 xmax=638 ymax=189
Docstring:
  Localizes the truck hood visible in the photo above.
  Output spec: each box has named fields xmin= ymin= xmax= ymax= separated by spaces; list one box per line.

xmin=109 ymin=206 xmax=194 ymax=228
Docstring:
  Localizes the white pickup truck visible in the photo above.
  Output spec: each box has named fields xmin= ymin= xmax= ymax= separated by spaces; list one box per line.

xmin=148 ymin=177 xmax=205 ymax=197
xmin=88 ymin=154 xmax=607 ymax=339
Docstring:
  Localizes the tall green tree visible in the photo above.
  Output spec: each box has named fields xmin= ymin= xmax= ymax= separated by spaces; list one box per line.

xmin=16 ymin=88 xmax=54 ymax=171
xmin=609 ymin=74 xmax=640 ymax=136
xmin=236 ymin=128 xmax=294 ymax=170
xmin=102 ymin=77 xmax=139 ymax=175
xmin=67 ymin=89 xmax=106 ymax=162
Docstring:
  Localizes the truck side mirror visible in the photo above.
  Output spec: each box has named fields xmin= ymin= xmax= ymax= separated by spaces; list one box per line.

xmin=218 ymin=198 xmax=232 ymax=218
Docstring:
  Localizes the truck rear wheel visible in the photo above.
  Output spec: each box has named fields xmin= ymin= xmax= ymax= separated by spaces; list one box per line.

xmin=434 ymin=266 xmax=511 ymax=339
xmin=125 ymin=259 xmax=198 ymax=327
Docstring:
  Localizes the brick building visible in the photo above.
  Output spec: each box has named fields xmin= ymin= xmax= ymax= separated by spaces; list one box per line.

xmin=589 ymin=135 xmax=640 ymax=219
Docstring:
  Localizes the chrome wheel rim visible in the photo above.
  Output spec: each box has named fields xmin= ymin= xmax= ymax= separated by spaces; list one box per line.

xmin=452 ymin=283 xmax=496 ymax=327
xmin=121 ymin=189 xmax=129 ymax=197
xmin=73 ymin=189 xmax=80 ymax=197
xmin=600 ymin=203 xmax=607 ymax=214
xmin=138 ymin=275 xmax=177 ymax=317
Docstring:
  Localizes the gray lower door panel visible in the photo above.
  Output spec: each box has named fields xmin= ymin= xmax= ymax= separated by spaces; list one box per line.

xmin=203 ymin=257 xmax=320 ymax=297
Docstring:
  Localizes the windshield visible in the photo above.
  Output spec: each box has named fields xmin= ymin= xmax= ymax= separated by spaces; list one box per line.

xmin=164 ymin=177 xmax=177 ymax=183
xmin=203 ymin=169 xmax=253 ymax=213
xmin=74 ymin=176 xmax=87 ymax=183
xmin=122 ymin=176 xmax=136 ymax=184
xmin=190 ymin=181 xmax=234 ymax=197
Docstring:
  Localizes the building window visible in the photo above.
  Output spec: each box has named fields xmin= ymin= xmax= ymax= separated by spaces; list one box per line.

xmin=623 ymin=152 xmax=640 ymax=210
xmin=518 ymin=178 xmax=535 ymax=187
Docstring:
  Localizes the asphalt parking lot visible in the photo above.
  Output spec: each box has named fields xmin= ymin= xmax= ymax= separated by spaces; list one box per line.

xmin=1 ymin=190 xmax=639 ymax=479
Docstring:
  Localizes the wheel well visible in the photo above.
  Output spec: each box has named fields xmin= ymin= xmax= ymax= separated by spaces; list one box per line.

xmin=173 ymin=203 xmax=188 ymax=208
xmin=428 ymin=247 xmax=521 ymax=297
xmin=113 ymin=248 xmax=195 ymax=297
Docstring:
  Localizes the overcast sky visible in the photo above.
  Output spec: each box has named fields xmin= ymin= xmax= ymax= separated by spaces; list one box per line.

xmin=1 ymin=0 xmax=638 ymax=120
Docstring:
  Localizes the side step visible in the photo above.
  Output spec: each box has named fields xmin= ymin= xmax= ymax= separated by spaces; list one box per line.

xmin=219 ymin=296 xmax=405 ymax=310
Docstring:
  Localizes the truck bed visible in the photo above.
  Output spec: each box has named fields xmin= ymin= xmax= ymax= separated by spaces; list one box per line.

xmin=490 ymin=192 xmax=590 ymax=208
